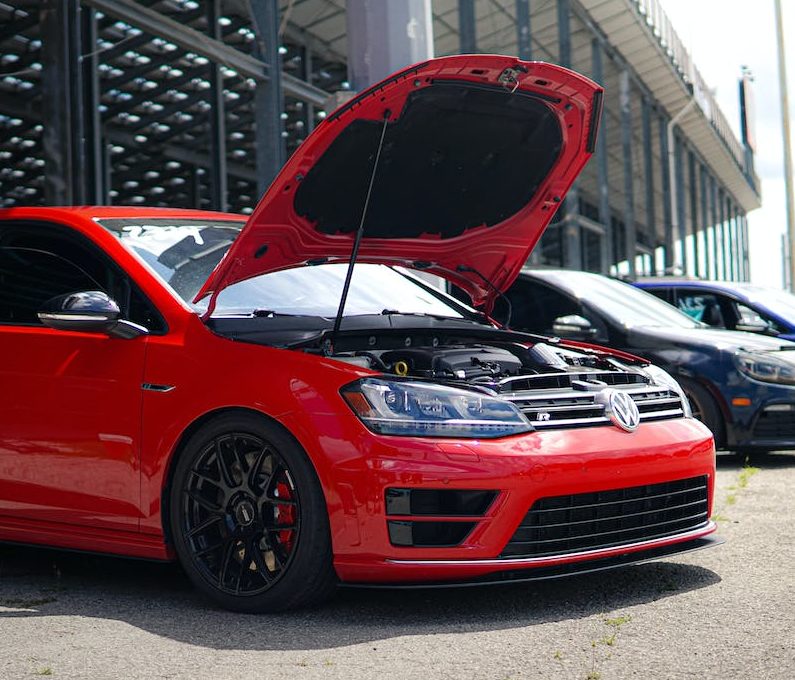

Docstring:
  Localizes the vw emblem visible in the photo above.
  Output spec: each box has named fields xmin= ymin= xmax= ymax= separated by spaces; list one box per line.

xmin=598 ymin=389 xmax=640 ymax=432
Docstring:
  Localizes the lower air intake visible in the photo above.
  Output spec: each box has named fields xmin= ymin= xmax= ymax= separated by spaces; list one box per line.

xmin=501 ymin=476 xmax=709 ymax=558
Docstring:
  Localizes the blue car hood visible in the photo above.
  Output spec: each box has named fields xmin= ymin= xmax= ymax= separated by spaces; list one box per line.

xmin=628 ymin=325 xmax=795 ymax=354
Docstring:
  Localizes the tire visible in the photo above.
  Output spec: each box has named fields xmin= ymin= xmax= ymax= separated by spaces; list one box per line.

xmin=169 ymin=413 xmax=337 ymax=612
xmin=678 ymin=377 xmax=725 ymax=450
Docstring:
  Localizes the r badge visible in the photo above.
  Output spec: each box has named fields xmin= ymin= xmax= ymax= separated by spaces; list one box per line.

xmin=598 ymin=388 xmax=640 ymax=432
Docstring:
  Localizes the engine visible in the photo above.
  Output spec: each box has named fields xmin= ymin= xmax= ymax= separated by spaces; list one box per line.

xmin=332 ymin=340 xmax=627 ymax=386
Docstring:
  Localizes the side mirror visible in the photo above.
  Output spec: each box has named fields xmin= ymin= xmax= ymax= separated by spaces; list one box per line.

xmin=735 ymin=319 xmax=770 ymax=334
xmin=38 ymin=291 xmax=148 ymax=339
xmin=552 ymin=314 xmax=597 ymax=339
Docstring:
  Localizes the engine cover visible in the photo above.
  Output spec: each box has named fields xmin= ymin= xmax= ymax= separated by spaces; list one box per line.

xmin=379 ymin=345 xmax=523 ymax=380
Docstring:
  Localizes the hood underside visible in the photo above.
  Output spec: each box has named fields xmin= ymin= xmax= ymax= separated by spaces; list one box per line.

xmin=198 ymin=55 xmax=602 ymax=311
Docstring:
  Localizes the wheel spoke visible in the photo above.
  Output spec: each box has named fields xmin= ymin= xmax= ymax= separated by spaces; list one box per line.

xmin=186 ymin=489 xmax=223 ymax=514
xmin=195 ymin=538 xmax=226 ymax=558
xmin=217 ymin=540 xmax=237 ymax=587
xmin=231 ymin=436 xmax=252 ymax=479
xmin=190 ymin=468 xmax=221 ymax=489
xmin=263 ymin=460 xmax=285 ymax=497
xmin=215 ymin=438 xmax=238 ymax=489
xmin=247 ymin=446 xmax=271 ymax=491
xmin=248 ymin=537 xmax=274 ymax=581
xmin=187 ymin=514 xmax=223 ymax=538
xmin=234 ymin=544 xmax=246 ymax=594
xmin=263 ymin=497 xmax=298 ymax=506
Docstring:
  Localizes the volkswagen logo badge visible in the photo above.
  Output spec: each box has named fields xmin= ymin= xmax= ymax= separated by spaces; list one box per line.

xmin=597 ymin=388 xmax=640 ymax=432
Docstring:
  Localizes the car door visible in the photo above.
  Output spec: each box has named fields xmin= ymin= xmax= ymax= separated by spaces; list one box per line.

xmin=0 ymin=220 xmax=161 ymax=531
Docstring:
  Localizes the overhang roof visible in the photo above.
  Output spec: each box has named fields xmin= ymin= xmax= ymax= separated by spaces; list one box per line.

xmin=578 ymin=0 xmax=760 ymax=212
xmin=283 ymin=0 xmax=761 ymax=213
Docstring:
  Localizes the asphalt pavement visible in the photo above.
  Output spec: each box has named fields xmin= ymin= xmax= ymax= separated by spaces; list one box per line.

xmin=1 ymin=451 xmax=793 ymax=680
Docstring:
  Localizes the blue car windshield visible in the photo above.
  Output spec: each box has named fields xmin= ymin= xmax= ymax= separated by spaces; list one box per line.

xmin=738 ymin=284 xmax=795 ymax=322
xmin=99 ymin=218 xmax=466 ymax=319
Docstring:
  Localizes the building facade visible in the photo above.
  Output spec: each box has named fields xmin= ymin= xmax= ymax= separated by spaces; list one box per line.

xmin=0 ymin=0 xmax=760 ymax=280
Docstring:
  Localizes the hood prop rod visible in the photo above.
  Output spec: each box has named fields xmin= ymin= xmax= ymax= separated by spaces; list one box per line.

xmin=327 ymin=109 xmax=391 ymax=354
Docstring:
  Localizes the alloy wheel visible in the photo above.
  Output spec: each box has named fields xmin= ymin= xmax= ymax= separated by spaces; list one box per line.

xmin=181 ymin=432 xmax=300 ymax=596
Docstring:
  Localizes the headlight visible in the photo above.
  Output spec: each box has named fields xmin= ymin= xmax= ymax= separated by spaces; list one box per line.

xmin=643 ymin=364 xmax=693 ymax=418
xmin=341 ymin=377 xmax=533 ymax=438
xmin=735 ymin=350 xmax=795 ymax=385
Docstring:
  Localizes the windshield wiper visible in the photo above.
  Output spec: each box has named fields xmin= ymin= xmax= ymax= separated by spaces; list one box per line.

xmin=378 ymin=309 xmax=475 ymax=322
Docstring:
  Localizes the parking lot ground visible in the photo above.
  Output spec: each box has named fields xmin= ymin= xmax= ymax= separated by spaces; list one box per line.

xmin=1 ymin=451 xmax=793 ymax=680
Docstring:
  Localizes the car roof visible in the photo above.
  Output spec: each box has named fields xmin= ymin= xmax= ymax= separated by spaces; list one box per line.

xmin=634 ymin=278 xmax=759 ymax=297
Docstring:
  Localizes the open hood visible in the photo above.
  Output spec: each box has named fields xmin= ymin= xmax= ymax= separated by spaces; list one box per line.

xmin=198 ymin=55 xmax=603 ymax=311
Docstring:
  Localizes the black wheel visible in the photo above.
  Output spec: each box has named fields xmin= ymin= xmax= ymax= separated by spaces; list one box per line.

xmin=169 ymin=413 xmax=336 ymax=612
xmin=678 ymin=377 xmax=725 ymax=450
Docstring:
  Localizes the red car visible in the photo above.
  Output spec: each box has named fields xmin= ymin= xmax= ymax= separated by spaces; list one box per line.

xmin=0 ymin=55 xmax=717 ymax=612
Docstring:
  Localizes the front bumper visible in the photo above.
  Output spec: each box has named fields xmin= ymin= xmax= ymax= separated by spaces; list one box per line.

xmin=725 ymin=381 xmax=795 ymax=449
xmin=328 ymin=417 xmax=717 ymax=584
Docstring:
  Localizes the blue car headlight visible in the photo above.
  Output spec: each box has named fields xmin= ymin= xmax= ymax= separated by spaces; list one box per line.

xmin=735 ymin=350 xmax=795 ymax=386
xmin=643 ymin=364 xmax=693 ymax=418
xmin=341 ymin=377 xmax=533 ymax=438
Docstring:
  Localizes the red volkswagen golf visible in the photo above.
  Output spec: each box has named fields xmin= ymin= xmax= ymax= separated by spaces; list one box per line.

xmin=0 ymin=55 xmax=718 ymax=612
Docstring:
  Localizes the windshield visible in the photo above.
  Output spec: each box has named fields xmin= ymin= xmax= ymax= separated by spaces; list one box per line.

xmin=99 ymin=218 xmax=244 ymax=302
xmin=539 ymin=271 xmax=702 ymax=329
xmin=738 ymin=284 xmax=795 ymax=321
xmin=207 ymin=264 xmax=465 ymax=318
xmin=99 ymin=218 xmax=466 ymax=319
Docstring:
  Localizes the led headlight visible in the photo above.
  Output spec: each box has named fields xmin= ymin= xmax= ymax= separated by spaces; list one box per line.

xmin=643 ymin=363 xmax=693 ymax=418
xmin=341 ymin=377 xmax=533 ymax=438
xmin=735 ymin=350 xmax=795 ymax=386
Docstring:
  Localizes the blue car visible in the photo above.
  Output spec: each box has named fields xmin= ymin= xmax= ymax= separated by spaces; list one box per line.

xmin=635 ymin=279 xmax=795 ymax=342
xmin=502 ymin=270 xmax=795 ymax=454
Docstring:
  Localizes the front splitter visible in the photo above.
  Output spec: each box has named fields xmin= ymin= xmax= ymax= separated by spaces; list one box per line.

xmin=339 ymin=535 xmax=723 ymax=589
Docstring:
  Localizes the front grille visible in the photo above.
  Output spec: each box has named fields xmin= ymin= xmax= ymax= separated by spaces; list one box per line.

xmin=752 ymin=408 xmax=795 ymax=440
xmin=502 ymin=383 xmax=685 ymax=430
xmin=501 ymin=476 xmax=709 ymax=558
xmin=495 ymin=371 xmax=647 ymax=392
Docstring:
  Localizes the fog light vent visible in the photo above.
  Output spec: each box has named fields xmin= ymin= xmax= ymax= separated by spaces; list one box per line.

xmin=388 ymin=520 xmax=476 ymax=547
xmin=385 ymin=488 xmax=496 ymax=516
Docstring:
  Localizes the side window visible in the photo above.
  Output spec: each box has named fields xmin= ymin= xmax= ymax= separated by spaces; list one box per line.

xmin=506 ymin=279 xmax=603 ymax=336
xmin=675 ymin=291 xmax=725 ymax=327
xmin=0 ymin=222 xmax=166 ymax=332
xmin=0 ymin=248 xmax=99 ymax=324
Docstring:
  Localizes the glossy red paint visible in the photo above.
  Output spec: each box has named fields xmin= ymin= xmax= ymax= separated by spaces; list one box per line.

xmin=0 ymin=206 xmax=716 ymax=582
xmin=199 ymin=55 xmax=603 ymax=311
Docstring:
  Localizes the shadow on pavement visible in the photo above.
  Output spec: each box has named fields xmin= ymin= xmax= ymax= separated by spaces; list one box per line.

xmin=716 ymin=449 xmax=795 ymax=470
xmin=0 ymin=543 xmax=720 ymax=651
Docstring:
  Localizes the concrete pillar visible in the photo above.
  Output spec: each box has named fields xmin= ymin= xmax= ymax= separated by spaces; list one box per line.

xmin=592 ymin=39 xmax=611 ymax=273
xmin=458 ymin=0 xmax=477 ymax=53
xmin=641 ymin=97 xmax=656 ymax=273
xmin=206 ymin=0 xmax=228 ymax=209
xmin=688 ymin=150 xmax=699 ymax=276
xmin=346 ymin=0 xmax=434 ymax=91
xmin=620 ymin=70 xmax=636 ymax=278
xmin=517 ymin=0 xmax=532 ymax=60
xmin=659 ymin=114 xmax=673 ymax=272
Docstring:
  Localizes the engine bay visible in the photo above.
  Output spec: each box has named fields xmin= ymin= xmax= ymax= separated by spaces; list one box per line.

xmin=330 ymin=339 xmax=646 ymax=390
